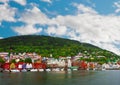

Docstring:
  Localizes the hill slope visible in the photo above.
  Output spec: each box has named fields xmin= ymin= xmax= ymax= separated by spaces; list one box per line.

xmin=0 ymin=35 xmax=119 ymax=58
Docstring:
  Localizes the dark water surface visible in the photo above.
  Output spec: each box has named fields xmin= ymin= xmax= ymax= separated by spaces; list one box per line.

xmin=0 ymin=70 xmax=120 ymax=85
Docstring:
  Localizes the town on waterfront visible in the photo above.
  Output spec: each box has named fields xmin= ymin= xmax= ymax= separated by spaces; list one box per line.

xmin=0 ymin=51 xmax=120 ymax=72
xmin=1 ymin=0 xmax=120 ymax=74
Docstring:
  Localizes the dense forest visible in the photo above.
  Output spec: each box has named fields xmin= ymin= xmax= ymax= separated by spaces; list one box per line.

xmin=0 ymin=35 xmax=119 ymax=59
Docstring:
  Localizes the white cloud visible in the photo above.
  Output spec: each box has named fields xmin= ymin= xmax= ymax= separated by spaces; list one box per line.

xmin=0 ymin=2 xmax=16 ymax=23
xmin=19 ymin=6 xmax=49 ymax=25
xmin=0 ymin=37 xmax=3 ymax=39
xmin=0 ymin=0 xmax=9 ymax=3
xmin=12 ymin=3 xmax=120 ymax=55
xmin=86 ymin=0 xmax=95 ymax=7
xmin=46 ymin=26 xmax=67 ymax=36
xmin=50 ymin=4 xmax=120 ymax=54
xmin=44 ymin=8 xmax=58 ymax=16
xmin=114 ymin=1 xmax=120 ymax=13
xmin=13 ymin=24 xmax=42 ymax=35
xmin=13 ymin=0 xmax=26 ymax=6
xmin=13 ymin=6 xmax=50 ymax=35
xmin=41 ymin=0 xmax=52 ymax=3
xmin=72 ymin=3 xmax=97 ymax=14
xmin=0 ymin=0 xmax=119 ymax=55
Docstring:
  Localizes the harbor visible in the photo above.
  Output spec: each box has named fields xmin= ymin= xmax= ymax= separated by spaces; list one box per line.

xmin=0 ymin=70 xmax=120 ymax=85
xmin=0 ymin=52 xmax=120 ymax=72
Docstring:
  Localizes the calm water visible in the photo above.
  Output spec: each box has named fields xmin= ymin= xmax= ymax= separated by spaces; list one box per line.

xmin=0 ymin=70 xmax=120 ymax=85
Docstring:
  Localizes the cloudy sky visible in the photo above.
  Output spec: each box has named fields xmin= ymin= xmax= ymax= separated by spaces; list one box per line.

xmin=0 ymin=0 xmax=120 ymax=55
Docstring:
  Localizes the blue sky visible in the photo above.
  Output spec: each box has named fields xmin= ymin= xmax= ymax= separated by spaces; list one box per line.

xmin=0 ymin=0 xmax=120 ymax=55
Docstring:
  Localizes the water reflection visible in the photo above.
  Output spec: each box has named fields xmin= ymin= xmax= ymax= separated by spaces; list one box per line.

xmin=0 ymin=70 xmax=120 ymax=85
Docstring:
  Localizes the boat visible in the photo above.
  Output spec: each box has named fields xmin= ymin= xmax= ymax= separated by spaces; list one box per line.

xmin=10 ymin=69 xmax=20 ymax=72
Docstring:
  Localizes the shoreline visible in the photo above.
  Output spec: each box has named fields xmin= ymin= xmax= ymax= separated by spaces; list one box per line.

xmin=1 ymin=67 xmax=120 ymax=73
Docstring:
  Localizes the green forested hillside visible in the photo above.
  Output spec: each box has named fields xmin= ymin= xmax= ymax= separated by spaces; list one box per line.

xmin=0 ymin=35 xmax=119 ymax=58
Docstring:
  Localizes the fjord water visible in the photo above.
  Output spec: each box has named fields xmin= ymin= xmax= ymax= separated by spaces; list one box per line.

xmin=0 ymin=70 xmax=120 ymax=85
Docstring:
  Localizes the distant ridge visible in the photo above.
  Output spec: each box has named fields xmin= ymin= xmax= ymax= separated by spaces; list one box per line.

xmin=0 ymin=35 xmax=119 ymax=58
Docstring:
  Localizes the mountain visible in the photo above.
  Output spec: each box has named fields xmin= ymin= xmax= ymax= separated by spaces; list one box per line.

xmin=0 ymin=35 xmax=119 ymax=59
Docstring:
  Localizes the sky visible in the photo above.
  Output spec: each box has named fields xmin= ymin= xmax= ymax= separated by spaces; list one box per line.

xmin=0 ymin=0 xmax=120 ymax=55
